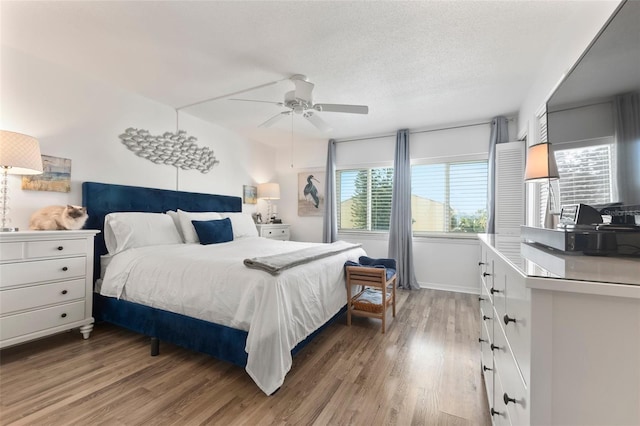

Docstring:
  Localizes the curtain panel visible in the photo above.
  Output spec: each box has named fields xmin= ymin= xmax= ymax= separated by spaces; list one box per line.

xmin=486 ymin=116 xmax=509 ymax=234
xmin=614 ymin=92 xmax=640 ymax=206
xmin=388 ymin=129 xmax=419 ymax=290
xmin=322 ymin=139 xmax=338 ymax=243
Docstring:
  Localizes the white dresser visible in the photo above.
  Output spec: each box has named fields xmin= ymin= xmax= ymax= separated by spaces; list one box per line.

xmin=0 ymin=230 xmax=99 ymax=349
xmin=478 ymin=234 xmax=640 ymax=426
xmin=256 ymin=223 xmax=290 ymax=241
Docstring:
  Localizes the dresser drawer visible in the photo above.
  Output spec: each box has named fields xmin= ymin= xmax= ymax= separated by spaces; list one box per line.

xmin=492 ymin=368 xmax=513 ymax=426
xmin=0 ymin=300 xmax=85 ymax=341
xmin=494 ymin=326 xmax=530 ymax=425
xmin=1 ymin=279 xmax=86 ymax=314
xmin=26 ymin=239 xmax=87 ymax=259
xmin=503 ymin=265 xmax=531 ymax=386
xmin=0 ymin=257 xmax=86 ymax=289
xmin=480 ymin=315 xmax=494 ymax=408
xmin=0 ymin=242 xmax=23 ymax=261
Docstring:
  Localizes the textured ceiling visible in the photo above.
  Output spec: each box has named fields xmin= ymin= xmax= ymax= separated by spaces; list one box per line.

xmin=0 ymin=1 xmax=612 ymax=147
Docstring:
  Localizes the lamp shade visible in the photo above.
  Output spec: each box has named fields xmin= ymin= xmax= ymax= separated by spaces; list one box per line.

xmin=524 ymin=142 xmax=559 ymax=181
xmin=0 ymin=130 xmax=43 ymax=175
xmin=257 ymin=182 xmax=280 ymax=200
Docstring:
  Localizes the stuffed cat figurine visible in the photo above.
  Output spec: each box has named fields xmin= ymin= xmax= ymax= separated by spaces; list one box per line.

xmin=29 ymin=205 xmax=88 ymax=230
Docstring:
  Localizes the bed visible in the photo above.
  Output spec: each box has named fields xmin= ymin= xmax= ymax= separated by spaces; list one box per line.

xmin=82 ymin=181 xmax=365 ymax=395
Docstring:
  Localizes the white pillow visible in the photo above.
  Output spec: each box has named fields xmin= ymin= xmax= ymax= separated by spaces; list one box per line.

xmin=104 ymin=212 xmax=183 ymax=254
xmin=165 ymin=210 xmax=185 ymax=242
xmin=177 ymin=210 xmax=223 ymax=243
xmin=219 ymin=212 xmax=259 ymax=239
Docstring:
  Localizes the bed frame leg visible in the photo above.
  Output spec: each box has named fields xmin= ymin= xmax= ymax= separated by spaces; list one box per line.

xmin=150 ymin=337 xmax=160 ymax=356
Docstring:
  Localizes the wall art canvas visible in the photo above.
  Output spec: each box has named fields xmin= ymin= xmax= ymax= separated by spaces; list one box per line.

xmin=243 ymin=185 xmax=257 ymax=204
xmin=298 ymin=171 xmax=325 ymax=216
xmin=22 ymin=155 xmax=71 ymax=193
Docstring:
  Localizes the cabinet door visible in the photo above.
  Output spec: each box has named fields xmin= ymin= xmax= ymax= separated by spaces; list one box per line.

xmin=495 ymin=141 xmax=525 ymax=236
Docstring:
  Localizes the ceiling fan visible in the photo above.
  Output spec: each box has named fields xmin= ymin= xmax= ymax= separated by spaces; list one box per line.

xmin=230 ymin=74 xmax=368 ymax=132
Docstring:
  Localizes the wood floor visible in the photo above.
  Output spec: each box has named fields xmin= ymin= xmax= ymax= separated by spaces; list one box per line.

xmin=0 ymin=289 xmax=491 ymax=426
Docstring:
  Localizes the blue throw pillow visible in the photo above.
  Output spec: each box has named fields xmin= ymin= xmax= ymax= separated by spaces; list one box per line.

xmin=192 ymin=218 xmax=233 ymax=245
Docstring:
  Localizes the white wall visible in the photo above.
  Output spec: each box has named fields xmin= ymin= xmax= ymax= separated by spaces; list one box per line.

xmin=0 ymin=47 xmax=277 ymax=230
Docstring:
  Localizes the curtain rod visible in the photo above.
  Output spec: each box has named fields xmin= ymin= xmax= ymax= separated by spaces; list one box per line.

xmin=334 ymin=117 xmax=514 ymax=144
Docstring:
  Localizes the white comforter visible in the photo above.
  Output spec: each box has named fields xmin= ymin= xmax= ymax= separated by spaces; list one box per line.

xmin=99 ymin=237 xmax=365 ymax=395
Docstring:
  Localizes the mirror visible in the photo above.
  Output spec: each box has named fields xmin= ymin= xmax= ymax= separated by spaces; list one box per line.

xmin=547 ymin=0 xmax=640 ymax=217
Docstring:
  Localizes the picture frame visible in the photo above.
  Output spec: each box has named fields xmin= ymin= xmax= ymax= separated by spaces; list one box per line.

xmin=243 ymin=185 xmax=257 ymax=204
xmin=298 ymin=171 xmax=325 ymax=216
xmin=22 ymin=155 xmax=71 ymax=193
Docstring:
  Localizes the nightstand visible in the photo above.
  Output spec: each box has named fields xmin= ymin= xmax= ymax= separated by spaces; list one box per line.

xmin=0 ymin=230 xmax=99 ymax=349
xmin=256 ymin=223 xmax=290 ymax=241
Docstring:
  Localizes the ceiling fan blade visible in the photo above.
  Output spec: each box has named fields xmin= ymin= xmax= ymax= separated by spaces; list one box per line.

xmin=291 ymin=75 xmax=314 ymax=103
xmin=303 ymin=111 xmax=332 ymax=132
xmin=229 ymin=98 xmax=284 ymax=106
xmin=258 ymin=111 xmax=291 ymax=128
xmin=313 ymin=104 xmax=369 ymax=114
xmin=178 ymin=79 xmax=284 ymax=110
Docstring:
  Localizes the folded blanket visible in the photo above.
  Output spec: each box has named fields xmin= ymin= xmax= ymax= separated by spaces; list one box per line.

xmin=244 ymin=240 xmax=362 ymax=275
xmin=345 ymin=256 xmax=397 ymax=281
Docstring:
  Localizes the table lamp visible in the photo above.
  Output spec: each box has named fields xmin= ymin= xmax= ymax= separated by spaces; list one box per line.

xmin=257 ymin=182 xmax=280 ymax=224
xmin=0 ymin=130 xmax=43 ymax=231
xmin=524 ymin=142 xmax=559 ymax=229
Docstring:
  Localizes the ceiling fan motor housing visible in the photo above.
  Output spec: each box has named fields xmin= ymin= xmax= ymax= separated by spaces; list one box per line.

xmin=284 ymin=90 xmax=312 ymax=114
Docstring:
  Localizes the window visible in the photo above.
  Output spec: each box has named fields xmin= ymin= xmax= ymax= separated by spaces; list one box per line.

xmin=337 ymin=168 xmax=393 ymax=231
xmin=539 ymin=140 xmax=615 ymax=224
xmin=411 ymin=160 xmax=488 ymax=233
xmin=337 ymin=160 xmax=488 ymax=234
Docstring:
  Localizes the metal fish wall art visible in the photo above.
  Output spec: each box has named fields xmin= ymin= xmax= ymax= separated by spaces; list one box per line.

xmin=119 ymin=128 xmax=220 ymax=173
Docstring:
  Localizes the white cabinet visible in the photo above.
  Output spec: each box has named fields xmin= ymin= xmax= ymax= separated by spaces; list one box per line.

xmin=256 ymin=224 xmax=290 ymax=241
xmin=478 ymin=235 xmax=640 ymax=425
xmin=0 ymin=230 xmax=98 ymax=348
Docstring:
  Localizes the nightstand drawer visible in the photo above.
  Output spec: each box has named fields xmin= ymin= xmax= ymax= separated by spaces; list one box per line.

xmin=0 ymin=279 xmax=86 ymax=314
xmin=0 ymin=257 xmax=86 ymax=288
xmin=262 ymin=227 xmax=290 ymax=240
xmin=257 ymin=224 xmax=290 ymax=241
xmin=0 ymin=300 xmax=85 ymax=341
xmin=26 ymin=239 xmax=87 ymax=259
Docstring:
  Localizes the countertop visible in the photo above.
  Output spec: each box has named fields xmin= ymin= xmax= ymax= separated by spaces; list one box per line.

xmin=478 ymin=234 xmax=640 ymax=296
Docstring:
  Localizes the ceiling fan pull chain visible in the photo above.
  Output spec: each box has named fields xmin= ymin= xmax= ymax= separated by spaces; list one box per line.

xmin=290 ymin=112 xmax=294 ymax=168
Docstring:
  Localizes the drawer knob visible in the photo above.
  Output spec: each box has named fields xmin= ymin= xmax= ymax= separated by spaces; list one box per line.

xmin=483 ymin=365 xmax=493 ymax=372
xmin=61 ymin=313 xmax=67 ymax=318
xmin=478 ymin=337 xmax=487 ymax=343
xmin=482 ymin=272 xmax=491 ymax=277
xmin=478 ymin=297 xmax=485 ymax=302
xmin=57 ymin=246 xmax=64 ymax=251
xmin=61 ymin=290 xmax=68 ymax=295
xmin=483 ymin=315 xmax=492 ymax=321
xmin=478 ymin=261 xmax=485 ymax=266
xmin=62 ymin=266 xmax=68 ymax=271
xmin=503 ymin=314 xmax=517 ymax=325
xmin=490 ymin=287 xmax=501 ymax=294
xmin=503 ymin=393 xmax=517 ymax=405
xmin=490 ymin=408 xmax=502 ymax=417
xmin=490 ymin=343 xmax=501 ymax=351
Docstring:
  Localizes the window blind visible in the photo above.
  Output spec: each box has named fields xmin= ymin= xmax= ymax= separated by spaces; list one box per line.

xmin=337 ymin=168 xmax=393 ymax=231
xmin=411 ymin=160 xmax=488 ymax=233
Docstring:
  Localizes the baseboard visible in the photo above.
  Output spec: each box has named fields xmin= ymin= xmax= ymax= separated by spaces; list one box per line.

xmin=418 ymin=281 xmax=480 ymax=295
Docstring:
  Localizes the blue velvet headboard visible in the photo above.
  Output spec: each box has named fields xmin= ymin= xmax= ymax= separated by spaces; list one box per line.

xmin=82 ymin=181 xmax=242 ymax=281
